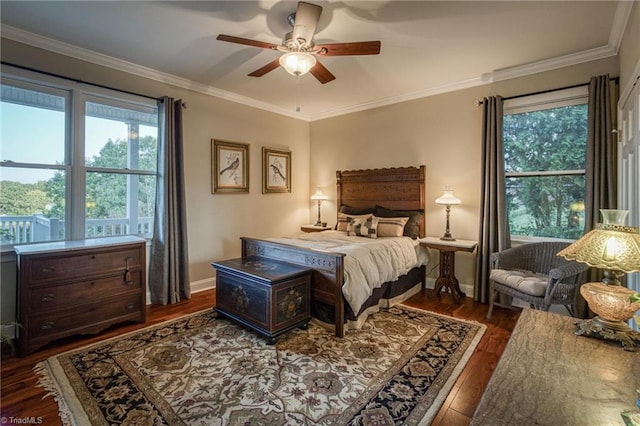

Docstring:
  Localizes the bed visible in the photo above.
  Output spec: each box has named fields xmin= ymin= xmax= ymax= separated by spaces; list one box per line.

xmin=241 ymin=165 xmax=427 ymax=337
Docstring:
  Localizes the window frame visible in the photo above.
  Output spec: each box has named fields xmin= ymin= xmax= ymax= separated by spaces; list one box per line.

xmin=1 ymin=65 xmax=158 ymax=249
xmin=503 ymin=85 xmax=589 ymax=242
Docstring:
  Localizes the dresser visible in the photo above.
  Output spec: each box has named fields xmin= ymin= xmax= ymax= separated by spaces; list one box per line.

xmin=15 ymin=236 xmax=147 ymax=356
xmin=471 ymin=309 xmax=640 ymax=425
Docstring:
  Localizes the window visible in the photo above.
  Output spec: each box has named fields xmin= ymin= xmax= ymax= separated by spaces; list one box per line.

xmin=1 ymin=72 xmax=158 ymax=247
xmin=503 ymin=86 xmax=588 ymax=240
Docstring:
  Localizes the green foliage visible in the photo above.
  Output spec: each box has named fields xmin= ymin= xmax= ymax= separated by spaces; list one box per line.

xmin=0 ymin=180 xmax=50 ymax=216
xmin=1 ymin=135 xmax=157 ymax=236
xmin=504 ymin=105 xmax=588 ymax=239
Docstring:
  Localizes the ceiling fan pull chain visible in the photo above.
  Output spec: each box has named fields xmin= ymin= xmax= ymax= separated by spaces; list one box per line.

xmin=296 ymin=75 xmax=301 ymax=112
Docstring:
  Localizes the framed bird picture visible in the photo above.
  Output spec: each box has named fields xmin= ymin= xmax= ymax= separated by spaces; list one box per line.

xmin=262 ymin=147 xmax=291 ymax=193
xmin=212 ymin=139 xmax=249 ymax=193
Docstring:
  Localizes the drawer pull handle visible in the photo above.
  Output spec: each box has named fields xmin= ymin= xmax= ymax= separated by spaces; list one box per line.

xmin=124 ymin=257 xmax=133 ymax=282
xmin=41 ymin=266 xmax=56 ymax=273
xmin=41 ymin=294 xmax=55 ymax=302
xmin=126 ymin=303 xmax=135 ymax=310
xmin=125 ymin=280 xmax=134 ymax=286
xmin=41 ymin=322 xmax=55 ymax=330
xmin=91 ymin=255 xmax=96 ymax=260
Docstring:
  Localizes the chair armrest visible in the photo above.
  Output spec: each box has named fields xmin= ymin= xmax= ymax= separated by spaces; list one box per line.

xmin=548 ymin=261 xmax=588 ymax=281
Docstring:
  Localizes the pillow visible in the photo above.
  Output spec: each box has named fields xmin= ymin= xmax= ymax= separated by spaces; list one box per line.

xmin=337 ymin=212 xmax=373 ymax=232
xmin=377 ymin=216 xmax=409 ymax=237
xmin=339 ymin=205 xmax=376 ymax=215
xmin=347 ymin=216 xmax=378 ymax=238
xmin=375 ymin=206 xmax=423 ymax=239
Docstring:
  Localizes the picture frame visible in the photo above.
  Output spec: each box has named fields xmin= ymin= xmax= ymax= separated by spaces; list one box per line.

xmin=262 ymin=147 xmax=291 ymax=194
xmin=212 ymin=139 xmax=249 ymax=193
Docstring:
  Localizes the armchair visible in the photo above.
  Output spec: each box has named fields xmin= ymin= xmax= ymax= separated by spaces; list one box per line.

xmin=486 ymin=241 xmax=588 ymax=320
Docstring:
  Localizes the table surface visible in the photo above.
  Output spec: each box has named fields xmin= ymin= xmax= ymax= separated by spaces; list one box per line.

xmin=300 ymin=225 xmax=332 ymax=231
xmin=471 ymin=309 xmax=640 ymax=425
xmin=14 ymin=235 xmax=146 ymax=255
xmin=419 ymin=236 xmax=477 ymax=251
xmin=212 ymin=256 xmax=312 ymax=282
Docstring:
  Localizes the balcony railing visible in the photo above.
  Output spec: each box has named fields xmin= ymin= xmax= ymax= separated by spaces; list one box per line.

xmin=0 ymin=214 xmax=153 ymax=244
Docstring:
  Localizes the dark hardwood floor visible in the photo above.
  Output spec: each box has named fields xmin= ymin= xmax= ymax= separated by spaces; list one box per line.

xmin=0 ymin=288 xmax=520 ymax=425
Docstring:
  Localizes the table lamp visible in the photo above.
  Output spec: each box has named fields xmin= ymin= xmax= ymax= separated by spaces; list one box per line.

xmin=310 ymin=189 xmax=328 ymax=226
xmin=435 ymin=187 xmax=461 ymax=241
xmin=557 ymin=209 xmax=640 ymax=350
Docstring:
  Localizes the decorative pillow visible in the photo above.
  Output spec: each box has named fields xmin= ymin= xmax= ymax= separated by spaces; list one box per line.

xmin=347 ymin=216 xmax=379 ymax=238
xmin=377 ymin=216 xmax=409 ymax=237
xmin=375 ymin=206 xmax=423 ymax=239
xmin=337 ymin=212 xmax=373 ymax=232
xmin=339 ymin=205 xmax=376 ymax=215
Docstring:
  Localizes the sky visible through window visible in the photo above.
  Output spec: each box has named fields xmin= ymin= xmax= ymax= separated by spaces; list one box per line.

xmin=1 ymin=102 xmax=155 ymax=184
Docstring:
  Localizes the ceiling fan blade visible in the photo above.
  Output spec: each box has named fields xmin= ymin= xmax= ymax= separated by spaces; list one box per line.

xmin=292 ymin=2 xmax=322 ymax=47
xmin=217 ymin=34 xmax=279 ymax=50
xmin=248 ymin=58 xmax=281 ymax=77
xmin=309 ymin=60 xmax=336 ymax=84
xmin=315 ymin=41 xmax=381 ymax=56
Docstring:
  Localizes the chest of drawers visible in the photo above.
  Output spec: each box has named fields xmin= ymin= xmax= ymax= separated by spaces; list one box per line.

xmin=15 ymin=236 xmax=147 ymax=356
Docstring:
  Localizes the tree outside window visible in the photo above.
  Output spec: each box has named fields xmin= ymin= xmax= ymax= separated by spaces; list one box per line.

xmin=0 ymin=77 xmax=157 ymax=246
xmin=503 ymin=88 xmax=588 ymax=240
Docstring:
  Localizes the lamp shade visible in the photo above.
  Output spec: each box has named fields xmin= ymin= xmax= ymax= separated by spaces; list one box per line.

xmin=435 ymin=188 xmax=461 ymax=206
xmin=279 ymin=52 xmax=317 ymax=76
xmin=557 ymin=210 xmax=640 ymax=273
xmin=310 ymin=189 xmax=328 ymax=201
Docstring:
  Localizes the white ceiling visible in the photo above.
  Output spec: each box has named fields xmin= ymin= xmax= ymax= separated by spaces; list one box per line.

xmin=0 ymin=1 xmax=631 ymax=121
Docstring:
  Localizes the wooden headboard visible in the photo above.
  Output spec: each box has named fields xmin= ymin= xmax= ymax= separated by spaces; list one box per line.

xmin=336 ymin=166 xmax=426 ymax=237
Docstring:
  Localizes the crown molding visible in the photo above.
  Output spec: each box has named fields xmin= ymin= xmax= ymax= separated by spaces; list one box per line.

xmin=313 ymin=44 xmax=617 ymax=121
xmin=0 ymin=25 xmax=311 ymax=121
xmin=609 ymin=0 xmax=634 ymax=53
xmin=1 ymin=0 xmax=631 ymax=124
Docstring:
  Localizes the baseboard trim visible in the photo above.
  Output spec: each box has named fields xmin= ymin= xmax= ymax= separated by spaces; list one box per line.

xmin=191 ymin=277 xmax=215 ymax=293
xmin=145 ymin=278 xmax=216 ymax=304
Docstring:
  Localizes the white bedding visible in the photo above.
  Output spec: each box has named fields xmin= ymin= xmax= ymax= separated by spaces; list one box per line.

xmin=267 ymin=231 xmax=428 ymax=315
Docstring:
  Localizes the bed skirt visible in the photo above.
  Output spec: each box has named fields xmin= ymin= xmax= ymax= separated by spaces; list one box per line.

xmin=311 ymin=266 xmax=425 ymax=331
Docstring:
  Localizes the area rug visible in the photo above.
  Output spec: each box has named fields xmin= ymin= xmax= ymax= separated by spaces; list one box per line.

xmin=35 ymin=305 xmax=485 ymax=426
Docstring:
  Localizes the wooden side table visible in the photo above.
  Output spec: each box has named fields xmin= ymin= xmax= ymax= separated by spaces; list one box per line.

xmin=300 ymin=225 xmax=332 ymax=233
xmin=420 ymin=236 xmax=477 ymax=302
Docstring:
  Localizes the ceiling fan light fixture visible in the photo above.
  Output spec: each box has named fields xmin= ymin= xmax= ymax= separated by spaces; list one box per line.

xmin=279 ymin=52 xmax=317 ymax=76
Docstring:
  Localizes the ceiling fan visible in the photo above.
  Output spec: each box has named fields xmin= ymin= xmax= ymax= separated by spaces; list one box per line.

xmin=216 ymin=1 xmax=381 ymax=84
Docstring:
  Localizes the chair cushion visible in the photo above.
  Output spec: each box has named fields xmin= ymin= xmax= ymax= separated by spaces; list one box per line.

xmin=490 ymin=269 xmax=549 ymax=297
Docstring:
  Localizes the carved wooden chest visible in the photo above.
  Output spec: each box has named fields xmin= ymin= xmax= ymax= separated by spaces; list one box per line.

xmin=212 ymin=256 xmax=311 ymax=343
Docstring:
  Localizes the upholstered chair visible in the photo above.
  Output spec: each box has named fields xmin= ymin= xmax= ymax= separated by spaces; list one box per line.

xmin=486 ymin=242 xmax=589 ymax=320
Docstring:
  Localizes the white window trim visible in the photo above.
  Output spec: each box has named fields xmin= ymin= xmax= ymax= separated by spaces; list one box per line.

xmin=1 ymin=65 xmax=158 ymax=248
xmin=504 ymin=86 xmax=588 ymax=114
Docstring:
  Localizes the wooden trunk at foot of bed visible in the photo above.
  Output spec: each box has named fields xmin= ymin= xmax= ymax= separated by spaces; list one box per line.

xmin=241 ymin=237 xmax=347 ymax=337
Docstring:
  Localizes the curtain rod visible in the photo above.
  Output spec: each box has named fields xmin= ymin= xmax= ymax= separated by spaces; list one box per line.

xmin=473 ymin=76 xmax=620 ymax=106
xmin=1 ymin=61 xmax=161 ymax=102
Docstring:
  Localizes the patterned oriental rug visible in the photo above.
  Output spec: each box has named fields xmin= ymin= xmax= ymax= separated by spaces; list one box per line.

xmin=36 ymin=306 xmax=485 ymax=426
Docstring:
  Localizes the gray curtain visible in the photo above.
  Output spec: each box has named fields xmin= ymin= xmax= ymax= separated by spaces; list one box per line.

xmin=149 ymin=97 xmax=190 ymax=305
xmin=576 ymin=74 xmax=618 ymax=317
xmin=474 ymin=96 xmax=510 ymax=303
xmin=585 ymin=74 xmax=617 ymax=228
